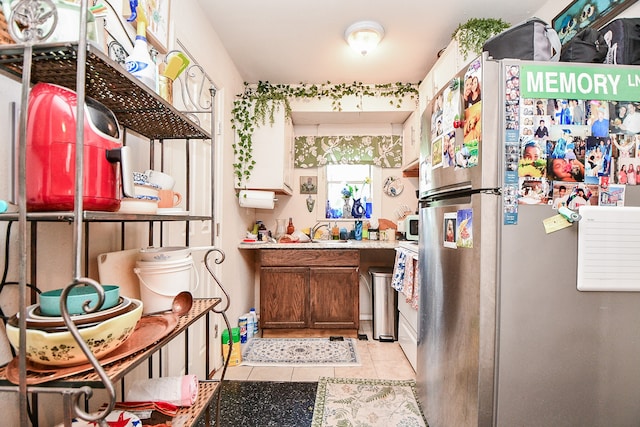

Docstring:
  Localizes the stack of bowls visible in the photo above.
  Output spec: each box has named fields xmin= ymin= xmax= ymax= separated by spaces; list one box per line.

xmin=134 ymin=248 xmax=199 ymax=314
xmin=6 ymin=285 xmax=143 ymax=367
xmin=119 ymin=171 xmax=161 ymax=214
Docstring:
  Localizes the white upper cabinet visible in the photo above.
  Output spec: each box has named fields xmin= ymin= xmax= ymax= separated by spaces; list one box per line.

xmin=402 ymin=109 xmax=419 ymax=169
xmin=239 ymin=107 xmax=294 ymax=195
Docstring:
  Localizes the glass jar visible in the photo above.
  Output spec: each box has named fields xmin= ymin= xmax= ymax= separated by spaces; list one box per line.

xmin=275 ymin=219 xmax=286 ymax=239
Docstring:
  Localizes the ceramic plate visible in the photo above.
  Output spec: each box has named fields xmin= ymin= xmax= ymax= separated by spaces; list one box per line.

xmin=27 ymin=297 xmax=130 ymax=322
xmin=55 ymin=410 xmax=141 ymax=426
xmin=383 ymin=176 xmax=404 ymax=197
xmin=118 ymin=198 xmax=158 ymax=214
xmin=9 ymin=299 xmax=139 ymax=333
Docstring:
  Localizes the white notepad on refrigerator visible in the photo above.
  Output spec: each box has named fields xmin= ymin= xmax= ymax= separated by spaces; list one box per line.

xmin=577 ymin=206 xmax=640 ymax=291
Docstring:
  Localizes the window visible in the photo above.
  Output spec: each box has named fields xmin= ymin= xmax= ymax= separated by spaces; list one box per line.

xmin=318 ymin=165 xmax=381 ymax=220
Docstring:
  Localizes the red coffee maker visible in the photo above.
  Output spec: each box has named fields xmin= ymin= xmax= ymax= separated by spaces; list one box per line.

xmin=26 ymin=83 xmax=134 ymax=211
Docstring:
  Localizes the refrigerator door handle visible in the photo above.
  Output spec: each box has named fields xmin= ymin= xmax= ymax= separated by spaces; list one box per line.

xmin=424 ymin=182 xmax=473 ymax=200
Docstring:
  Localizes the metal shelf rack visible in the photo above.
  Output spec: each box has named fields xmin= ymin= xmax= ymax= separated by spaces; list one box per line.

xmin=0 ymin=2 xmax=225 ymax=425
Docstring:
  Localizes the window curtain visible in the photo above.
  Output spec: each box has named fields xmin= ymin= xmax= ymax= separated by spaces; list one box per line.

xmin=294 ymin=135 xmax=402 ymax=168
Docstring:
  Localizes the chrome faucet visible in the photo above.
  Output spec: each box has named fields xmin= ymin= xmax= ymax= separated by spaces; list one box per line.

xmin=311 ymin=222 xmax=329 ymax=240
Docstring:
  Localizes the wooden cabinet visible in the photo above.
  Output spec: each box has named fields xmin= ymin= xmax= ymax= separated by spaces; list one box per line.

xmin=260 ymin=249 xmax=359 ymax=329
xmin=309 ymin=266 xmax=359 ymax=328
xmin=239 ymin=107 xmax=294 ymax=195
xmin=261 ymin=267 xmax=309 ymax=328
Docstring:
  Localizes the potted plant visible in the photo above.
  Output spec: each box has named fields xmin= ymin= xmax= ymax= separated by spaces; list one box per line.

xmin=452 ymin=18 xmax=511 ymax=58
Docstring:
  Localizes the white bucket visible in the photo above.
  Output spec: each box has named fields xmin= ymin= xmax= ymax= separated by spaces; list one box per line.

xmin=134 ymin=259 xmax=199 ymax=314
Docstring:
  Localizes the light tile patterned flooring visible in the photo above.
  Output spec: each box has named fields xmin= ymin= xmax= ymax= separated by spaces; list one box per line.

xmin=213 ymin=320 xmax=416 ymax=382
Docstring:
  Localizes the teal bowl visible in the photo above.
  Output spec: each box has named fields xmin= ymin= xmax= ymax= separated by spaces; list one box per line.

xmin=39 ymin=285 xmax=120 ymax=317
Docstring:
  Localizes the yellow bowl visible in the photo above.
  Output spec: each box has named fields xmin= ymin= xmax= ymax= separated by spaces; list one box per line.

xmin=6 ymin=299 xmax=143 ymax=367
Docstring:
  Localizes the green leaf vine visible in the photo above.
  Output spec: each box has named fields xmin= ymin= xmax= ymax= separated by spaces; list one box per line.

xmin=231 ymin=81 xmax=419 ymax=188
xmin=452 ymin=18 xmax=511 ymax=58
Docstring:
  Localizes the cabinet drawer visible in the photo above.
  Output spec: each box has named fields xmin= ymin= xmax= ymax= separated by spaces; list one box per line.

xmin=260 ymin=249 xmax=359 ymax=267
xmin=398 ymin=313 xmax=417 ymax=371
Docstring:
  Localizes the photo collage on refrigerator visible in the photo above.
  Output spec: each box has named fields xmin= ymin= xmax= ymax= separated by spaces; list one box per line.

xmin=426 ymin=58 xmax=482 ymax=248
xmin=502 ymin=63 xmax=640 ymax=225
xmin=428 ymin=58 xmax=483 ymax=172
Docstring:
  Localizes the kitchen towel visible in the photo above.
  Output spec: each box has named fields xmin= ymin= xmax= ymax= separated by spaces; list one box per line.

xmin=391 ymin=249 xmax=407 ymax=292
xmin=126 ymin=375 xmax=198 ymax=407
xmin=238 ymin=190 xmax=276 ymax=209
xmin=402 ymin=252 xmax=416 ymax=303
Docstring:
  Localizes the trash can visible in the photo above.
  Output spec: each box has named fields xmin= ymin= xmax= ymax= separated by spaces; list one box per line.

xmin=369 ymin=267 xmax=397 ymax=342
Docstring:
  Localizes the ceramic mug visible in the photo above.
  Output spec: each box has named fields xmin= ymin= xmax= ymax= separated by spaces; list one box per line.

xmin=145 ymin=170 xmax=175 ymax=190
xmin=158 ymin=190 xmax=182 ymax=208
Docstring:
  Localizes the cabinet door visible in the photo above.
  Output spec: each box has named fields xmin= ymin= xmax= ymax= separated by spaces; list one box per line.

xmin=402 ymin=110 xmax=419 ymax=167
xmin=309 ymin=267 xmax=359 ymax=329
xmin=240 ymin=108 xmax=293 ymax=194
xmin=260 ymin=267 xmax=309 ymax=328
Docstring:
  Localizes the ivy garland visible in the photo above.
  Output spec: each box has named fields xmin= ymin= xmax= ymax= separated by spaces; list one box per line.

xmin=452 ymin=18 xmax=510 ymax=58
xmin=231 ymin=81 xmax=419 ymax=188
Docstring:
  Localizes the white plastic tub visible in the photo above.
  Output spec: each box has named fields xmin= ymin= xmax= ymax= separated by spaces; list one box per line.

xmin=134 ymin=259 xmax=199 ymax=314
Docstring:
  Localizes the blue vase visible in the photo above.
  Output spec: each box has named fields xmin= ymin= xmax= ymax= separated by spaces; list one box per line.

xmin=351 ymin=198 xmax=365 ymax=218
xmin=354 ymin=220 xmax=363 ymax=241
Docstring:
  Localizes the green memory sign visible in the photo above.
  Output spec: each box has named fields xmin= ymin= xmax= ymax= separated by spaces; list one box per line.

xmin=520 ymin=64 xmax=640 ymax=101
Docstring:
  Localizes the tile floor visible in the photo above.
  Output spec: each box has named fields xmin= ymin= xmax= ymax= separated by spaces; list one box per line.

xmin=212 ymin=320 xmax=416 ymax=383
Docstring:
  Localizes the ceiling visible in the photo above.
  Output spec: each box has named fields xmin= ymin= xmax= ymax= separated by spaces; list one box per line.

xmin=198 ymin=0 xmax=544 ymax=124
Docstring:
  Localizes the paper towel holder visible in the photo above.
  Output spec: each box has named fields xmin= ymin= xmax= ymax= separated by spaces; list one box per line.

xmin=238 ymin=190 xmax=278 ymax=209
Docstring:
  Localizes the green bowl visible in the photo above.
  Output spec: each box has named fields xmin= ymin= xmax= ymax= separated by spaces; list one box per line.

xmin=39 ymin=285 xmax=120 ymax=317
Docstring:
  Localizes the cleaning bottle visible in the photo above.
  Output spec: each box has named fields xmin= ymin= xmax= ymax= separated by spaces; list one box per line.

xmin=249 ymin=307 xmax=259 ymax=336
xmin=125 ymin=20 xmax=156 ymax=89
xmin=221 ymin=327 xmax=242 ymax=367
xmin=238 ymin=314 xmax=248 ymax=345
xmin=246 ymin=312 xmax=255 ymax=341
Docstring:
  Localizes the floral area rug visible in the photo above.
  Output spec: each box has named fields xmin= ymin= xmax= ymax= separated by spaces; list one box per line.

xmin=312 ymin=377 xmax=428 ymax=427
xmin=240 ymin=338 xmax=360 ymax=367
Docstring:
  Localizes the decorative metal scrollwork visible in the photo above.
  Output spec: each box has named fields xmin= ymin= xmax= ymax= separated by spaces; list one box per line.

xmin=7 ymin=0 xmax=58 ymax=44
xmin=166 ymin=45 xmax=216 ymax=128
xmin=203 ymin=247 xmax=231 ymax=425
xmin=108 ymin=40 xmax=128 ymax=65
xmin=60 ymin=277 xmax=115 ymax=426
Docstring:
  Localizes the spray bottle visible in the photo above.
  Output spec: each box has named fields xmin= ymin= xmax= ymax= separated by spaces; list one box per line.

xmin=125 ymin=19 xmax=156 ymax=89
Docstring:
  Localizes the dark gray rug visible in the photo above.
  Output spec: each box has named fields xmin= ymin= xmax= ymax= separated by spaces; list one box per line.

xmin=202 ymin=380 xmax=317 ymax=427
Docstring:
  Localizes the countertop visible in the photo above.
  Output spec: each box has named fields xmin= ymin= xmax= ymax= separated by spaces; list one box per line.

xmin=237 ymin=240 xmax=400 ymax=250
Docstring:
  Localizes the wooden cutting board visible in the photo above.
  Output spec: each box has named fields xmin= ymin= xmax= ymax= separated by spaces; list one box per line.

xmin=378 ymin=218 xmax=398 ymax=230
xmin=97 ymin=249 xmax=141 ymax=300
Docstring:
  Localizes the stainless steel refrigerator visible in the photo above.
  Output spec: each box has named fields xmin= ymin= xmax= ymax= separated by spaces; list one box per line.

xmin=417 ymin=55 xmax=640 ymax=426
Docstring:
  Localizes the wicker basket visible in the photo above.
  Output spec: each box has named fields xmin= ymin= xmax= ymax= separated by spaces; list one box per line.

xmin=0 ymin=9 xmax=16 ymax=45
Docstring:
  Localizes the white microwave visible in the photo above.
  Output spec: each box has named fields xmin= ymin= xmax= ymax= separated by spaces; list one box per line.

xmin=404 ymin=215 xmax=419 ymax=241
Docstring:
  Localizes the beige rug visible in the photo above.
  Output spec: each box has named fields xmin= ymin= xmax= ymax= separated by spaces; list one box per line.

xmin=312 ymin=377 xmax=427 ymax=426
xmin=241 ymin=338 xmax=360 ymax=367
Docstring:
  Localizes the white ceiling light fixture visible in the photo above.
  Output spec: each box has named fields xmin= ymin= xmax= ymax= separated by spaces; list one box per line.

xmin=345 ymin=21 xmax=385 ymax=56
